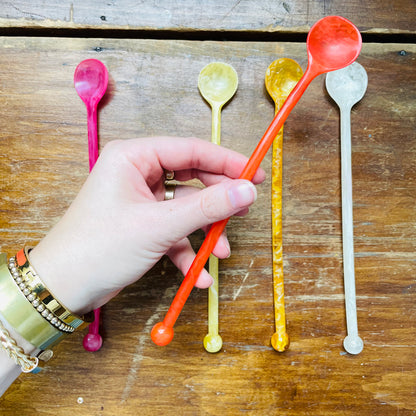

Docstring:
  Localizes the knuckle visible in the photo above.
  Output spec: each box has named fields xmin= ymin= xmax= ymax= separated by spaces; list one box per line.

xmin=101 ymin=139 xmax=124 ymax=156
xmin=200 ymin=191 xmax=222 ymax=222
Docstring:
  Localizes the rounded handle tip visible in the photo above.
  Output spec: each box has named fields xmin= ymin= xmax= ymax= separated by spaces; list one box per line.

xmin=151 ymin=322 xmax=174 ymax=346
xmin=343 ymin=335 xmax=364 ymax=355
xmin=203 ymin=334 xmax=223 ymax=353
xmin=271 ymin=332 xmax=290 ymax=352
xmin=83 ymin=333 xmax=103 ymax=352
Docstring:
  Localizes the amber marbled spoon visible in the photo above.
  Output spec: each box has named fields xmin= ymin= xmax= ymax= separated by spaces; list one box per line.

xmin=265 ymin=58 xmax=303 ymax=352
xmin=198 ymin=62 xmax=238 ymax=353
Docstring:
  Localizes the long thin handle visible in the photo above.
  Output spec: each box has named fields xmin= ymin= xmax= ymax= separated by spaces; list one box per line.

xmin=211 ymin=103 xmax=221 ymax=146
xmin=340 ymin=106 xmax=363 ymax=354
xmin=207 ymin=255 xmax=219 ymax=334
xmin=151 ymin=68 xmax=317 ymax=345
xmin=271 ymin=123 xmax=289 ymax=352
xmin=208 ymin=104 xmax=221 ymax=323
xmin=340 ymin=107 xmax=357 ymax=333
xmin=84 ymin=103 xmax=102 ymax=351
xmin=206 ymin=103 xmax=223 ymax=352
xmin=87 ymin=104 xmax=98 ymax=172
xmin=88 ymin=308 xmax=101 ymax=335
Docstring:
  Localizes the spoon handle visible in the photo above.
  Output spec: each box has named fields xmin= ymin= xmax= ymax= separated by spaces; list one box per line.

xmin=89 ymin=308 xmax=101 ymax=335
xmin=206 ymin=255 xmax=221 ymax=344
xmin=208 ymin=255 xmax=219 ymax=335
xmin=271 ymin=124 xmax=289 ymax=352
xmin=86 ymin=103 xmax=99 ymax=171
xmin=85 ymin=103 xmax=101 ymax=350
xmin=206 ymin=103 xmax=223 ymax=352
xmin=211 ymin=103 xmax=222 ymax=145
xmin=340 ymin=106 xmax=360 ymax=340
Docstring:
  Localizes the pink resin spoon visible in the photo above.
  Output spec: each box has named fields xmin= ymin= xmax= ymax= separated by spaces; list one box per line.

xmin=74 ymin=58 xmax=108 ymax=351
xmin=151 ymin=15 xmax=362 ymax=347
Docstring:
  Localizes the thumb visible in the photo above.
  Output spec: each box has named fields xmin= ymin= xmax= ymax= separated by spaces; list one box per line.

xmin=157 ymin=179 xmax=257 ymax=243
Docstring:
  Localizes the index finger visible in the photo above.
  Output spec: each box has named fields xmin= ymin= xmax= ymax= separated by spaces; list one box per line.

xmin=122 ymin=136 xmax=266 ymax=183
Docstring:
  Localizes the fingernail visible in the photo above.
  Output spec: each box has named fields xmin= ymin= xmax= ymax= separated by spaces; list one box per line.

xmin=224 ymin=238 xmax=231 ymax=257
xmin=228 ymin=181 xmax=257 ymax=209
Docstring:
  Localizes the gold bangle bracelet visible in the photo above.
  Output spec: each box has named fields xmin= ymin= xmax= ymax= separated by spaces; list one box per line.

xmin=0 ymin=253 xmax=66 ymax=350
xmin=8 ymin=256 xmax=76 ymax=333
xmin=15 ymin=247 xmax=92 ymax=330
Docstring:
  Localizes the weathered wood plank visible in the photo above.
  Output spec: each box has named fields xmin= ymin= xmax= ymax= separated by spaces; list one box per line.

xmin=0 ymin=1 xmax=415 ymax=34
xmin=0 ymin=37 xmax=415 ymax=415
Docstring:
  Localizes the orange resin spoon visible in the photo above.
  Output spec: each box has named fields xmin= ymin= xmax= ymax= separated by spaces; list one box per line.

xmin=151 ymin=15 xmax=362 ymax=346
xmin=265 ymin=58 xmax=303 ymax=352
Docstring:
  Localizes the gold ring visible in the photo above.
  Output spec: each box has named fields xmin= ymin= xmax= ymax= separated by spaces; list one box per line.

xmin=164 ymin=170 xmax=175 ymax=181
xmin=164 ymin=183 xmax=176 ymax=200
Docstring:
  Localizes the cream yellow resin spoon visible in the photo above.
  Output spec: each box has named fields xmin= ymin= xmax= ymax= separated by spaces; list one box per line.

xmin=265 ymin=58 xmax=303 ymax=352
xmin=198 ymin=62 xmax=238 ymax=353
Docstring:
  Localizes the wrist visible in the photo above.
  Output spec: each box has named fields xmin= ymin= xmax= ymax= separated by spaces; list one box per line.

xmin=29 ymin=241 xmax=93 ymax=316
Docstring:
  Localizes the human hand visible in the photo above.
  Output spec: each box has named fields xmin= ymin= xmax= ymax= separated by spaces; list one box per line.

xmin=30 ymin=137 xmax=265 ymax=314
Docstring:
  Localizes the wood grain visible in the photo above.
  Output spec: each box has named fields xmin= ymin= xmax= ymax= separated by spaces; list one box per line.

xmin=0 ymin=37 xmax=415 ymax=415
xmin=0 ymin=1 xmax=415 ymax=35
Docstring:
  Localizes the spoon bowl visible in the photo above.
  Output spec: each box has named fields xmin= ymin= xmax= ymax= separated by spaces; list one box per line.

xmin=198 ymin=62 xmax=238 ymax=110
xmin=326 ymin=61 xmax=368 ymax=108
xmin=307 ymin=16 xmax=362 ymax=73
xmin=265 ymin=59 xmax=304 ymax=107
xmin=74 ymin=59 xmax=109 ymax=107
xmin=151 ymin=16 xmax=362 ymax=347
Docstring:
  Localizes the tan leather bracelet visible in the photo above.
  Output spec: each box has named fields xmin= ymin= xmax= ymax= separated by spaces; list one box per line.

xmin=0 ymin=253 xmax=65 ymax=350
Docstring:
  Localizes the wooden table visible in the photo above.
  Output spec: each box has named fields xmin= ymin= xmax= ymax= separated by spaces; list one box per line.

xmin=0 ymin=2 xmax=415 ymax=415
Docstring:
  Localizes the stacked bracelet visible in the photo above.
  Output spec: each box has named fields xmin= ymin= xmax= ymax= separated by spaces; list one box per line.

xmin=0 ymin=247 xmax=94 ymax=373
xmin=15 ymin=247 xmax=93 ymax=331
xmin=0 ymin=248 xmax=92 ymax=351
xmin=0 ymin=253 xmax=63 ymax=350
xmin=9 ymin=255 xmax=75 ymax=333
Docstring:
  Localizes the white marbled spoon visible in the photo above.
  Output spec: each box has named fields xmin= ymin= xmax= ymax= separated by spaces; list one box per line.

xmin=326 ymin=61 xmax=368 ymax=355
